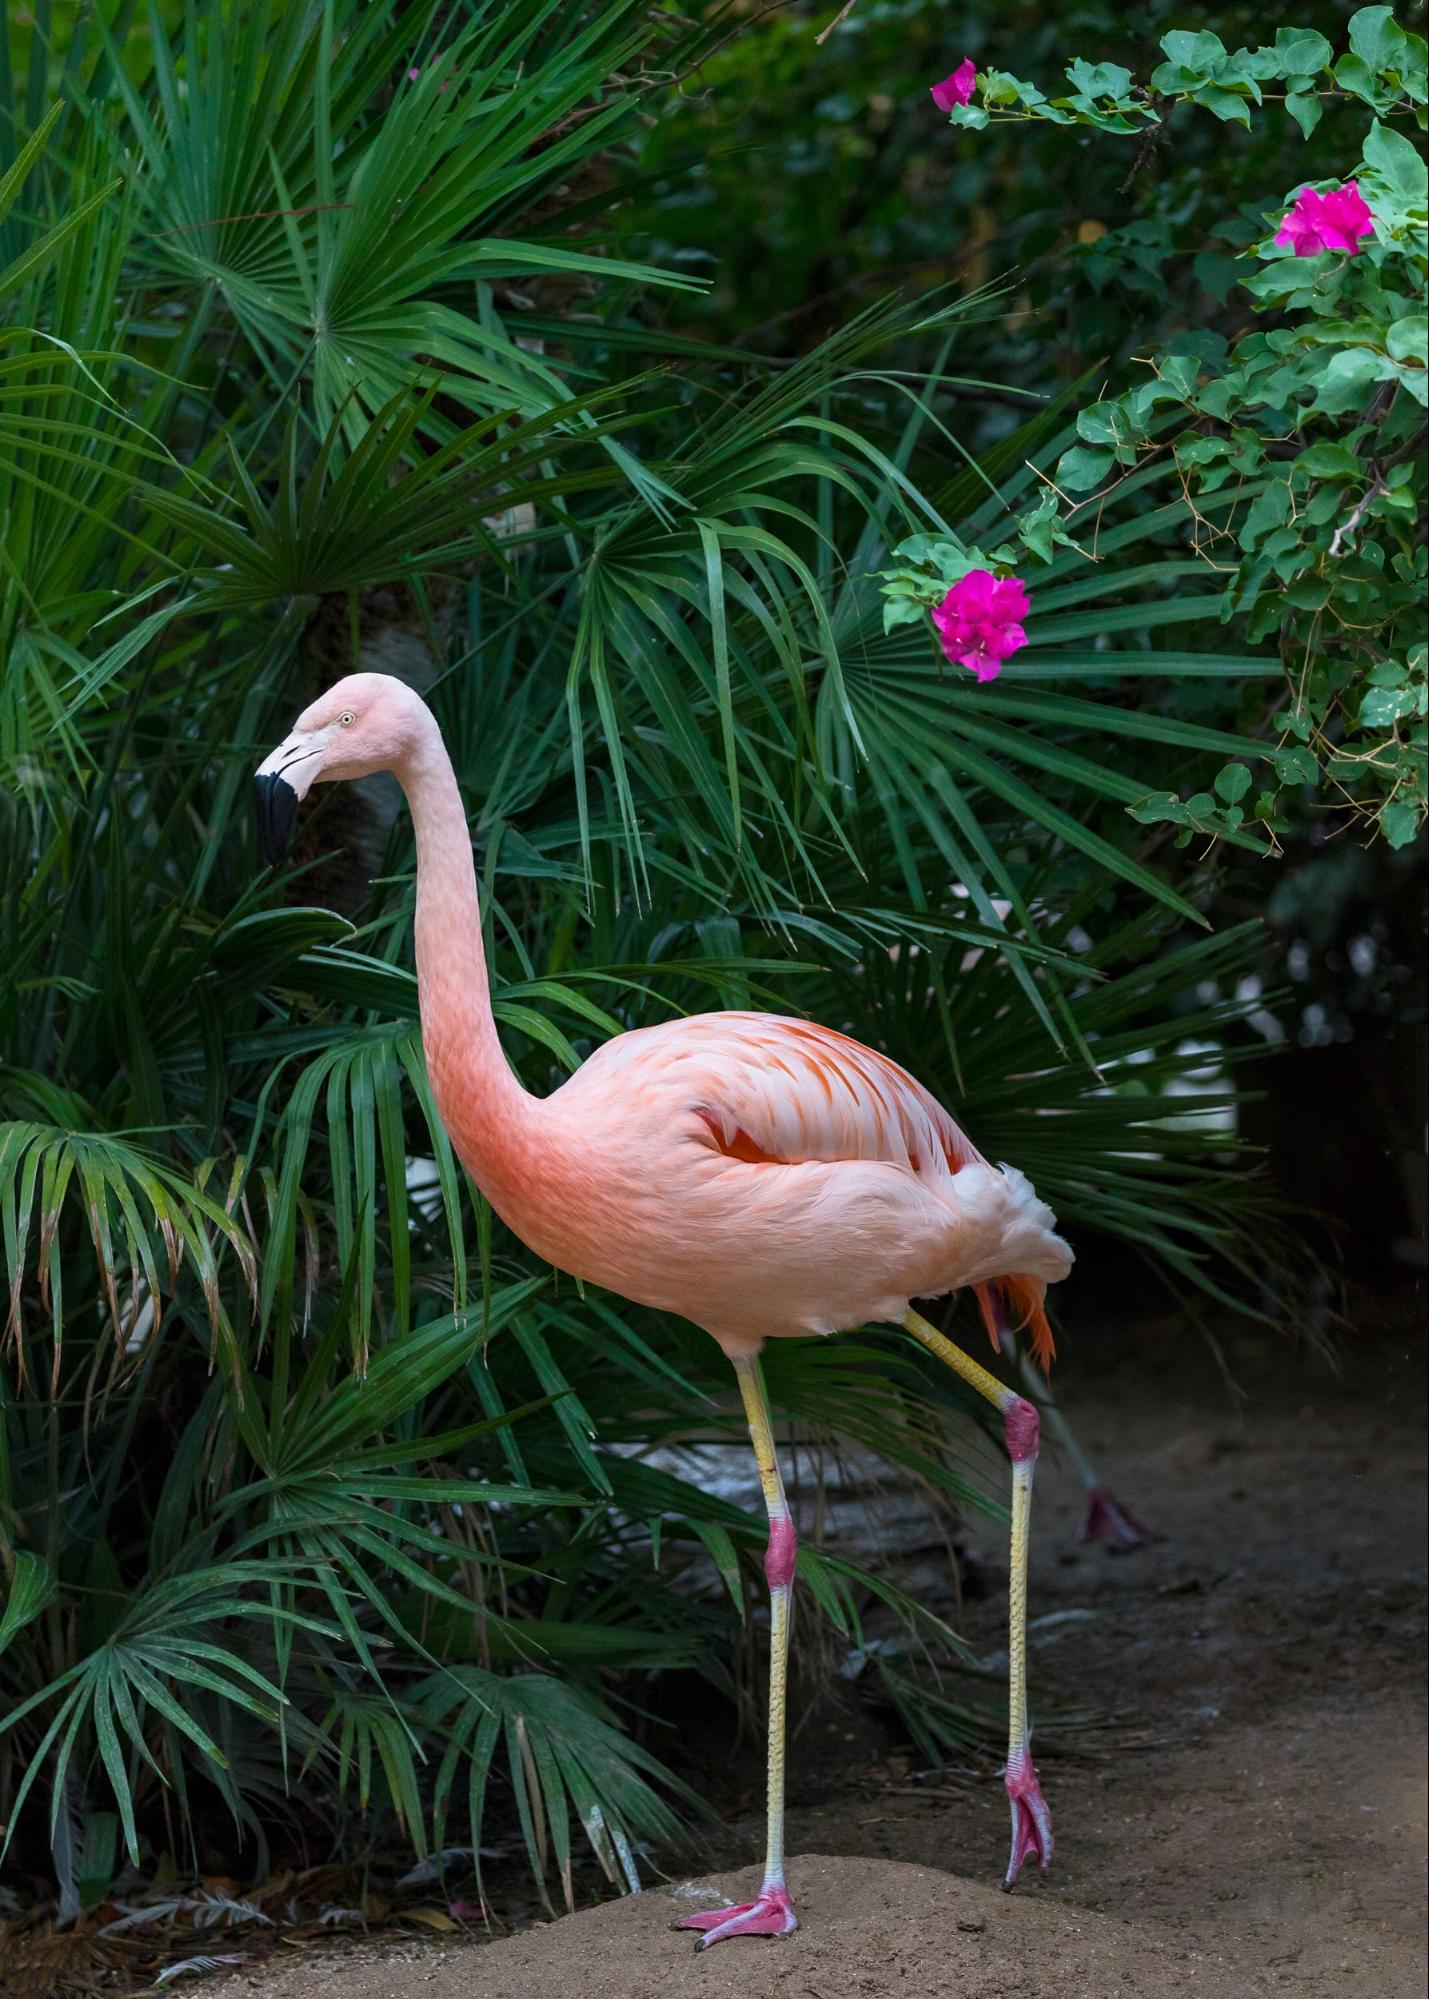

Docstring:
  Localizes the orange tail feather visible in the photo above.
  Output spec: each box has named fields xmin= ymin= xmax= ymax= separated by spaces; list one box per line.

xmin=975 ymin=1276 xmax=1056 ymax=1375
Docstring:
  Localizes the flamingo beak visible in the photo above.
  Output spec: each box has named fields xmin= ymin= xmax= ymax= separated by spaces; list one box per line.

xmin=254 ymin=735 xmax=321 ymax=864
xmin=254 ymin=769 xmax=300 ymax=864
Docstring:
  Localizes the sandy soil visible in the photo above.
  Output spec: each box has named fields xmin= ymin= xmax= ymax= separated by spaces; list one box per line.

xmin=203 ymin=1303 xmax=1427 ymax=1999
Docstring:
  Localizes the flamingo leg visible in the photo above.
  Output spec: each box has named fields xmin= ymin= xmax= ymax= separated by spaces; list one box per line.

xmin=903 ymin=1307 xmax=1053 ymax=1889
xmin=1008 ymin=1336 xmax=1158 ymax=1548
xmin=675 ymin=1353 xmax=799 ymax=1948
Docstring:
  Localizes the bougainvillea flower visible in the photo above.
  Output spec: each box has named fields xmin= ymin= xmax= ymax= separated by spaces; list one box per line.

xmin=930 ymin=59 xmax=977 ymax=113
xmin=1275 ymin=180 xmax=1375 ymax=257
xmin=931 ymin=570 xmax=1030 ymax=682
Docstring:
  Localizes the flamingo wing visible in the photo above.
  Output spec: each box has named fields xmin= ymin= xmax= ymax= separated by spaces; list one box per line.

xmin=682 ymin=1014 xmax=983 ymax=1178
xmin=573 ymin=1012 xmax=1065 ymax=1365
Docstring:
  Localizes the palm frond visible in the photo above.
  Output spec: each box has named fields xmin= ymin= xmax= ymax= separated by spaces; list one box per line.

xmin=0 ymin=1112 xmax=254 ymax=1373
xmin=419 ymin=1666 xmax=704 ymax=1910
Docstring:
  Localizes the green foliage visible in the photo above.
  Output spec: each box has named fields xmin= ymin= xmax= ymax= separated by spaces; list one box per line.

xmin=877 ymin=492 xmax=1080 ymax=631
xmin=926 ymin=11 xmax=1428 ymax=850
xmin=0 ymin=0 xmax=1321 ymax=1916
xmin=951 ymin=7 xmax=1426 ymax=135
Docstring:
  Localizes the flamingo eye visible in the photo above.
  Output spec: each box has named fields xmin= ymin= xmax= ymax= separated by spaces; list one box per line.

xmin=338 ymin=711 xmax=355 ymax=726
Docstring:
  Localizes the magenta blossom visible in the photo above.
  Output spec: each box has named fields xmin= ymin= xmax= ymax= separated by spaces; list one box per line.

xmin=930 ymin=59 xmax=977 ymax=113
xmin=931 ymin=570 xmax=1029 ymax=682
xmin=1275 ymin=180 xmax=1374 ymax=257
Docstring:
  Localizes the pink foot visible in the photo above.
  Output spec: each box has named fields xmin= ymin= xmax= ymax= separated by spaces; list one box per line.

xmin=1004 ymin=1738 xmax=1053 ymax=1889
xmin=1080 ymin=1483 xmax=1159 ymax=1548
xmin=675 ymin=1884 xmax=798 ymax=1948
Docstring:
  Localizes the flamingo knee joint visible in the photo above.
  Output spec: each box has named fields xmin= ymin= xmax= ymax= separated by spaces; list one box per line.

xmin=1004 ymin=1395 xmax=1041 ymax=1464
xmin=764 ymin=1513 xmax=798 ymax=1590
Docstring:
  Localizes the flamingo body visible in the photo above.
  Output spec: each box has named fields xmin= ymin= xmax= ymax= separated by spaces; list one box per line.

xmin=447 ymin=1010 xmax=1070 ymax=1358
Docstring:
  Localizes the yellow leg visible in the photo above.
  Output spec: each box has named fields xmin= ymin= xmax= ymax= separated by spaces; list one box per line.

xmin=733 ymin=1353 xmax=796 ymax=1896
xmin=676 ymin=1354 xmax=799 ymax=1945
xmin=904 ymin=1306 xmax=1053 ymax=1886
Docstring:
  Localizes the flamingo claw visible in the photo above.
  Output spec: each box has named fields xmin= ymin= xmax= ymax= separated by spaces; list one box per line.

xmin=675 ymin=1884 xmax=798 ymax=1947
xmin=1003 ymin=1737 xmax=1053 ymax=1888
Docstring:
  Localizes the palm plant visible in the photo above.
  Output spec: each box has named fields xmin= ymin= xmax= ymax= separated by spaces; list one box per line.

xmin=2 ymin=0 xmax=1302 ymax=1926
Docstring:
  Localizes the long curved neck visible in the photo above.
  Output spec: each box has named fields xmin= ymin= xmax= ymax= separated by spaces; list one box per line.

xmin=400 ymin=726 xmax=538 ymax=1206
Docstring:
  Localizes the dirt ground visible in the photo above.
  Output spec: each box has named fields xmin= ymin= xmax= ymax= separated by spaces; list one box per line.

xmin=204 ymin=1299 xmax=1427 ymax=1999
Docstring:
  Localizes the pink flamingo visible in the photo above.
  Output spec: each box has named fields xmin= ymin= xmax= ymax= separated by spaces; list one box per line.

xmin=256 ymin=673 xmax=1073 ymax=1948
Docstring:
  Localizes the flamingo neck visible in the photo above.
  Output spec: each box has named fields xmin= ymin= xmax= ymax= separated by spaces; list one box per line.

xmin=400 ymin=726 xmax=536 ymax=1203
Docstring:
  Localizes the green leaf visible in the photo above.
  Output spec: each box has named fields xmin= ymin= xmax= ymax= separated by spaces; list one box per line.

xmin=1015 ymin=491 xmax=1076 ymax=562
xmin=883 ymin=595 xmax=930 ymax=632
xmin=1334 ymin=51 xmax=1380 ymax=102
xmin=1380 ymin=800 xmax=1422 ymax=846
xmin=1386 ymin=317 xmax=1428 ymax=365
xmin=1158 ymin=30 xmax=1228 ymax=77
xmin=1214 ymin=763 xmax=1252 ymax=804
xmin=1314 ymin=347 xmax=1401 ymax=414
xmin=1067 ymin=59 xmax=1134 ymax=100
xmin=0 ymin=1553 xmax=57 ymax=1656
xmin=1055 ymin=444 xmax=1115 ymax=491
xmin=1273 ymin=744 xmax=1319 ymax=785
xmin=1196 ymin=86 xmax=1252 ymax=126
xmin=1297 ymin=442 xmax=1365 ymax=479
xmin=1349 ymin=8 xmax=1407 ymax=77
xmin=1362 ymin=120 xmax=1428 ymax=201
xmin=1285 ymin=89 xmax=1323 ymax=139
xmin=1272 ymin=28 xmax=1334 ymax=77
xmin=1359 ymin=687 xmax=1414 ymax=728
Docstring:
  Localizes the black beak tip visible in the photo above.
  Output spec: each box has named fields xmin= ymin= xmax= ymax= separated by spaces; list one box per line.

xmin=255 ymin=771 xmax=300 ymax=866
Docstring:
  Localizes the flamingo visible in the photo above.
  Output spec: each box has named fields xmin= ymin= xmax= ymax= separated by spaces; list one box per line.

xmin=255 ymin=673 xmax=1073 ymax=1948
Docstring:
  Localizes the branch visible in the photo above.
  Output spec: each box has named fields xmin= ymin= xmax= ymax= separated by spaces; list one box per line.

xmin=815 ymin=0 xmax=859 ymax=45
xmin=1328 ymin=481 xmax=1387 ymax=559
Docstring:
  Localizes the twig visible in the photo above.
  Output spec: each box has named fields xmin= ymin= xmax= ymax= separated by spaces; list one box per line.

xmin=1328 ymin=480 xmax=1387 ymax=559
xmin=815 ymin=0 xmax=860 ymax=44
xmin=660 ymin=0 xmax=797 ymax=93
xmin=147 ymin=202 xmax=354 ymax=236
xmin=1118 ymin=117 xmax=1165 ymax=195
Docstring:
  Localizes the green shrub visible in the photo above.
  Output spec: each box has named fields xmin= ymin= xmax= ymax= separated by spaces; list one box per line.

xmin=1 ymin=0 xmax=1319 ymax=1913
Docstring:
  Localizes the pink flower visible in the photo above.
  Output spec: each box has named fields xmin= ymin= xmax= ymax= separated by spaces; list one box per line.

xmin=930 ymin=59 xmax=977 ymax=113
xmin=1275 ymin=180 xmax=1374 ymax=257
xmin=931 ymin=570 xmax=1030 ymax=682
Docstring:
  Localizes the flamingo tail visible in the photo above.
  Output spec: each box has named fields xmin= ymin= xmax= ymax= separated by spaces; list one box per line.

xmin=975 ymin=1277 xmax=1056 ymax=1375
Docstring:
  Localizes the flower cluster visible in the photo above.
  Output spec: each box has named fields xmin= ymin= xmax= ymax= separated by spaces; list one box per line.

xmin=1275 ymin=180 xmax=1375 ymax=257
xmin=931 ymin=571 xmax=1030 ymax=682
xmin=930 ymin=59 xmax=976 ymax=113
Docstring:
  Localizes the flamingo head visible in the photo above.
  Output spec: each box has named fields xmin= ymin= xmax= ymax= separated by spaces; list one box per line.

xmin=254 ymin=672 xmax=432 ymax=863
